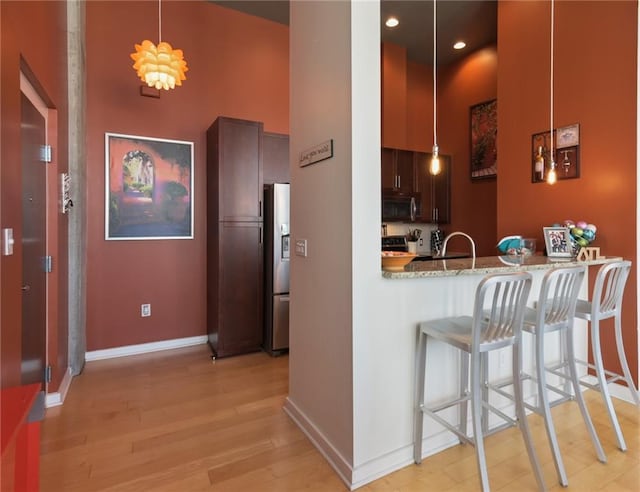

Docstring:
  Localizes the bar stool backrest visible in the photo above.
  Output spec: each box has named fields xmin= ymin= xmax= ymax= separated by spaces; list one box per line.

xmin=474 ymin=272 xmax=532 ymax=349
xmin=537 ymin=266 xmax=586 ymax=328
xmin=592 ymin=260 xmax=631 ymax=318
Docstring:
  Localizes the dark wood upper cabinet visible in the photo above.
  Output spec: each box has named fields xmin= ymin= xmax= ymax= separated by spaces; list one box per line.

xmin=382 ymin=148 xmax=416 ymax=193
xmin=207 ymin=116 xmax=263 ymax=222
xmin=415 ymin=151 xmax=451 ymax=224
xmin=263 ymin=132 xmax=290 ymax=184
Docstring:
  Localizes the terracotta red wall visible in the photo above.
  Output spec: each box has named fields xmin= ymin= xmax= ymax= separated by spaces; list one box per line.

xmin=1 ymin=1 xmax=69 ymax=390
xmin=383 ymin=44 xmax=498 ymax=256
xmin=382 ymin=43 xmax=408 ymax=148
xmin=85 ymin=1 xmax=289 ymax=350
xmin=439 ymin=46 xmax=498 ymax=256
xmin=498 ymin=1 xmax=637 ymax=381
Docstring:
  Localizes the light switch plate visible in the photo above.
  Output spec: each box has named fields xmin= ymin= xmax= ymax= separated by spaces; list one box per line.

xmin=295 ymin=239 xmax=308 ymax=257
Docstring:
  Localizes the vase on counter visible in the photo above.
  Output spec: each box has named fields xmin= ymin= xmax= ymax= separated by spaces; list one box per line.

xmin=408 ymin=241 xmax=418 ymax=254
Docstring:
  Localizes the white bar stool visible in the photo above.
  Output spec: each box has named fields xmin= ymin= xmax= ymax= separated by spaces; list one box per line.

xmin=574 ymin=260 xmax=640 ymax=451
xmin=413 ymin=272 xmax=545 ymax=492
xmin=518 ymin=265 xmax=606 ymax=487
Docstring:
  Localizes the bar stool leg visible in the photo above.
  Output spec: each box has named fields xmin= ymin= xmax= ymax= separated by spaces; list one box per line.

xmin=535 ymin=325 xmax=569 ymax=487
xmin=513 ymin=337 xmax=546 ymax=491
xmin=591 ymin=317 xmax=627 ymax=451
xmin=470 ymin=351 xmax=490 ymax=492
xmin=459 ymin=351 xmax=469 ymax=441
xmin=564 ymin=325 xmax=607 ymax=463
xmin=413 ymin=331 xmax=428 ymax=463
xmin=614 ymin=312 xmax=640 ymax=406
xmin=481 ymin=352 xmax=489 ymax=434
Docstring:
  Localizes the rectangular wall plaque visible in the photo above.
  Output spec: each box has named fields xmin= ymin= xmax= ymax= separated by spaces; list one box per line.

xmin=299 ymin=139 xmax=333 ymax=167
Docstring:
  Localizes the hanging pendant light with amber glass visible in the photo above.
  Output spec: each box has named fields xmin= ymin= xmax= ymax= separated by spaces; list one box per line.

xmin=429 ymin=0 xmax=441 ymax=176
xmin=130 ymin=0 xmax=188 ymax=91
xmin=546 ymin=0 xmax=557 ymax=185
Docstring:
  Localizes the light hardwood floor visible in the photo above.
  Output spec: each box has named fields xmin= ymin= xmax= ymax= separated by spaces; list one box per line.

xmin=41 ymin=345 xmax=639 ymax=491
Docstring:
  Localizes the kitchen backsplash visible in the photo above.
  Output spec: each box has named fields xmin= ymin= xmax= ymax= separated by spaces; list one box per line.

xmin=382 ymin=222 xmax=441 ymax=255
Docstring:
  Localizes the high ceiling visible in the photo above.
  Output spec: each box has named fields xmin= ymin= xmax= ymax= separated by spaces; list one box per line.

xmin=210 ymin=0 xmax=497 ymax=66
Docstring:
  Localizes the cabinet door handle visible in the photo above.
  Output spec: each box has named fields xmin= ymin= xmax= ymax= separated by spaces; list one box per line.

xmin=397 ymin=175 xmax=401 ymax=189
xmin=259 ymin=200 xmax=262 ymax=218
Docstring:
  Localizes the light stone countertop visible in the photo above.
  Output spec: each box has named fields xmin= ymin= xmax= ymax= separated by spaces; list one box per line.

xmin=381 ymin=254 xmax=622 ymax=279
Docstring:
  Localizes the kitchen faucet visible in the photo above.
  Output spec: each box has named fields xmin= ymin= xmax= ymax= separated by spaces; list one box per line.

xmin=441 ymin=231 xmax=477 ymax=261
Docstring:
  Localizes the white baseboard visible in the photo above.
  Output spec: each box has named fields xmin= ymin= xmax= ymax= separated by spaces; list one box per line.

xmin=283 ymin=397 xmax=355 ymax=489
xmin=283 ymin=396 xmax=461 ymax=490
xmin=85 ymin=335 xmax=208 ymax=362
xmin=582 ymin=375 xmax=639 ymax=404
xmin=45 ymin=366 xmax=73 ymax=408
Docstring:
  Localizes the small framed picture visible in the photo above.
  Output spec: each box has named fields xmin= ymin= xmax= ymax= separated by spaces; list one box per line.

xmin=543 ymin=227 xmax=573 ymax=258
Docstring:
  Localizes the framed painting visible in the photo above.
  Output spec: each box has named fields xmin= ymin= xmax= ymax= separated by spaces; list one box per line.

xmin=531 ymin=124 xmax=580 ymax=183
xmin=543 ymin=226 xmax=573 ymax=258
xmin=105 ymin=133 xmax=194 ymax=240
xmin=470 ymin=99 xmax=497 ymax=180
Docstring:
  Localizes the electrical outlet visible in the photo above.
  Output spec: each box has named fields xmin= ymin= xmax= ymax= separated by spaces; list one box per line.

xmin=141 ymin=303 xmax=151 ymax=317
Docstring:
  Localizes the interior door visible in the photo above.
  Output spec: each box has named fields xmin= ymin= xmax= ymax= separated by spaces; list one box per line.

xmin=21 ymin=92 xmax=47 ymax=387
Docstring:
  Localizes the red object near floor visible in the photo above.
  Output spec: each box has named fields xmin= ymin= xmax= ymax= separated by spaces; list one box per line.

xmin=1 ymin=384 xmax=41 ymax=491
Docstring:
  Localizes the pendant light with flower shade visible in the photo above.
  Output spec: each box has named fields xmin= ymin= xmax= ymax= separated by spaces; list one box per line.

xmin=130 ymin=0 xmax=188 ymax=91
xmin=429 ymin=0 xmax=441 ymax=176
xmin=546 ymin=0 xmax=557 ymax=184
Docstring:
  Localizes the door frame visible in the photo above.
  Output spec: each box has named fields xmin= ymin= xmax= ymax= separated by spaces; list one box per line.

xmin=20 ymin=71 xmax=59 ymax=395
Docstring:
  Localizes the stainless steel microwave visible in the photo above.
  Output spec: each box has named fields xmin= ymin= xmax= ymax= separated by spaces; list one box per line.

xmin=382 ymin=192 xmax=421 ymax=222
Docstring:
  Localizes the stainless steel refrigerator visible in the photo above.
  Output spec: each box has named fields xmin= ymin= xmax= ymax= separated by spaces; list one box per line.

xmin=264 ymin=183 xmax=290 ymax=355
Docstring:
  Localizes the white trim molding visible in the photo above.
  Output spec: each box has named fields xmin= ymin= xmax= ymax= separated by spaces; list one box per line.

xmin=582 ymin=375 xmax=639 ymax=405
xmin=85 ymin=335 xmax=207 ymax=361
xmin=283 ymin=397 xmax=355 ymax=490
xmin=45 ymin=366 xmax=73 ymax=407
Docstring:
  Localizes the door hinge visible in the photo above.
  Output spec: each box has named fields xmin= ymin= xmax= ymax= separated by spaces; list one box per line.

xmin=40 ymin=144 xmax=52 ymax=163
xmin=43 ymin=255 xmax=53 ymax=273
xmin=45 ymin=365 xmax=52 ymax=383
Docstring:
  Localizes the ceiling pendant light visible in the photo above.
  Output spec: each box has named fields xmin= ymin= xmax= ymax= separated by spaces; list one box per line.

xmin=546 ymin=0 xmax=557 ymax=185
xmin=429 ymin=0 xmax=441 ymax=176
xmin=130 ymin=0 xmax=188 ymax=91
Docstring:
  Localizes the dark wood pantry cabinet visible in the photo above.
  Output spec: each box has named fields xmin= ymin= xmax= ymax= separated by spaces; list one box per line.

xmin=208 ymin=117 xmax=264 ymax=223
xmin=207 ymin=116 xmax=264 ymax=358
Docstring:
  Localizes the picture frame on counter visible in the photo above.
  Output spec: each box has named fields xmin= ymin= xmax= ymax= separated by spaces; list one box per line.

xmin=105 ymin=132 xmax=194 ymax=240
xmin=543 ymin=226 xmax=573 ymax=258
xmin=470 ymin=98 xmax=497 ymax=180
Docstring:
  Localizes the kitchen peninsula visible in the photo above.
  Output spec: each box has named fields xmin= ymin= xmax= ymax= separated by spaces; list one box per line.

xmin=382 ymin=254 xmax=619 ymax=278
xmin=378 ymin=253 xmax=623 ymax=464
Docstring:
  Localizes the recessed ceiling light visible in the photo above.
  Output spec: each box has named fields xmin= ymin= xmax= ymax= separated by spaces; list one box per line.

xmin=385 ymin=17 xmax=399 ymax=28
xmin=453 ymin=41 xmax=466 ymax=50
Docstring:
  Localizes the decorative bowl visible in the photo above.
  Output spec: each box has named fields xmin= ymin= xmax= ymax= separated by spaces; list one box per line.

xmin=381 ymin=251 xmax=417 ymax=270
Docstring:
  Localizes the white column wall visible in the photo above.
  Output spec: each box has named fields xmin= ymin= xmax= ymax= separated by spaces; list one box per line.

xmin=285 ymin=0 xmax=355 ymax=481
xmin=289 ymin=1 xmax=592 ymax=490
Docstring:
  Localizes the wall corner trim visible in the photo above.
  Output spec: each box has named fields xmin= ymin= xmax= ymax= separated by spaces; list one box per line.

xmin=45 ymin=367 xmax=73 ymax=408
xmin=283 ymin=397 xmax=354 ymax=489
xmin=85 ymin=335 xmax=207 ymax=362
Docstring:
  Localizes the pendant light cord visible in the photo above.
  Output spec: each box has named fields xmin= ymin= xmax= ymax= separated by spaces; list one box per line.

xmin=158 ymin=0 xmax=162 ymax=43
xmin=549 ymin=0 xmax=554 ymax=164
xmin=433 ymin=0 xmax=437 ymax=148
